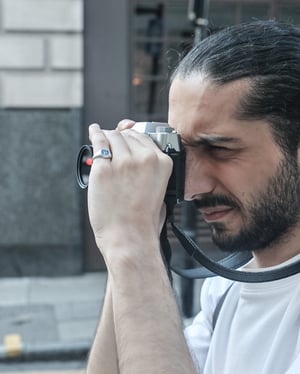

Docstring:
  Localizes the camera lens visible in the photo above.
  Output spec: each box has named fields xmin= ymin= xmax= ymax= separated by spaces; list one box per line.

xmin=76 ymin=145 xmax=93 ymax=189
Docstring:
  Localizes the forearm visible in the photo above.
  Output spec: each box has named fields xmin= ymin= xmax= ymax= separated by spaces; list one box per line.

xmin=107 ymin=240 xmax=197 ymax=374
xmin=86 ymin=122 xmax=196 ymax=373
xmin=86 ymin=276 xmax=119 ymax=374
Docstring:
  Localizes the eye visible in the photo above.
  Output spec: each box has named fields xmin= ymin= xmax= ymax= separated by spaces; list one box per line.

xmin=210 ymin=145 xmax=229 ymax=152
xmin=208 ymin=145 xmax=234 ymax=159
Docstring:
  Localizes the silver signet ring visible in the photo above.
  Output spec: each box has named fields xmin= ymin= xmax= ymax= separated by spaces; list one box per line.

xmin=92 ymin=148 xmax=112 ymax=160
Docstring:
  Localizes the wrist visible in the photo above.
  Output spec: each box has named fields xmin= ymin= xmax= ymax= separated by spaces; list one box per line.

xmin=99 ymin=236 xmax=165 ymax=275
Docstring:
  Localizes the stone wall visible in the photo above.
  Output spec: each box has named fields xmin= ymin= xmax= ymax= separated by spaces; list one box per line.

xmin=0 ymin=0 xmax=84 ymax=276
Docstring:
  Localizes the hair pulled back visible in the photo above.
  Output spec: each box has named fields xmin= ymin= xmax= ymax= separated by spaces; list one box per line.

xmin=173 ymin=20 xmax=300 ymax=154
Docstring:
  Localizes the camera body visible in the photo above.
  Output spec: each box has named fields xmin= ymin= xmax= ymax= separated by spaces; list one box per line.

xmin=132 ymin=122 xmax=185 ymax=204
xmin=76 ymin=122 xmax=185 ymax=205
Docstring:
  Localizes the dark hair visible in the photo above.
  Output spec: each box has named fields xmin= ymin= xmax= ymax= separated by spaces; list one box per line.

xmin=172 ymin=20 xmax=300 ymax=155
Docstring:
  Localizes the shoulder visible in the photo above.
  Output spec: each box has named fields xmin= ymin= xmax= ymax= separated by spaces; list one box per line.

xmin=185 ymin=276 xmax=236 ymax=338
xmin=200 ymin=276 xmax=235 ymax=320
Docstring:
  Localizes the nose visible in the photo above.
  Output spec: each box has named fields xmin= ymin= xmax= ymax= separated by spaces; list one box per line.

xmin=184 ymin=150 xmax=216 ymax=201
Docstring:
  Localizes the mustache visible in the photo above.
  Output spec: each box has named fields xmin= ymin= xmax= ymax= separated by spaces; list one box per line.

xmin=194 ymin=194 xmax=240 ymax=210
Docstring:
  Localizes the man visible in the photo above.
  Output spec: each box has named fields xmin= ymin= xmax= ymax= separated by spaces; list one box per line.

xmin=86 ymin=20 xmax=300 ymax=373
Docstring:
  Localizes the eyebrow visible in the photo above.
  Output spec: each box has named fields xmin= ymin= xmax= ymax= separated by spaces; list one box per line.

xmin=181 ymin=134 xmax=241 ymax=147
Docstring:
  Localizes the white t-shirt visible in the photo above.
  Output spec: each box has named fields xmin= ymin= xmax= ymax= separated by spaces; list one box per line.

xmin=184 ymin=255 xmax=300 ymax=374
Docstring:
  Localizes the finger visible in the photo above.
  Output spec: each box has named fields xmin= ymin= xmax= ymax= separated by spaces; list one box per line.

xmin=89 ymin=123 xmax=111 ymax=157
xmin=104 ymin=129 xmax=131 ymax=158
xmin=116 ymin=119 xmax=135 ymax=131
xmin=88 ymin=123 xmax=101 ymax=144
xmin=122 ymin=130 xmax=174 ymax=179
xmin=120 ymin=130 xmax=173 ymax=178
xmin=122 ymin=128 xmax=163 ymax=157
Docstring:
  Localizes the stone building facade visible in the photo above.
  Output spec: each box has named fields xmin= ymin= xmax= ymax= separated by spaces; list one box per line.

xmin=0 ymin=0 xmax=83 ymax=276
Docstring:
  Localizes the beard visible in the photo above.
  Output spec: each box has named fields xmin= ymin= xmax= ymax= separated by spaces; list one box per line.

xmin=195 ymin=154 xmax=300 ymax=253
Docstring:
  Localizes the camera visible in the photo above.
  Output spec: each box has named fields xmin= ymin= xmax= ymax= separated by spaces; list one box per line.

xmin=76 ymin=122 xmax=185 ymax=205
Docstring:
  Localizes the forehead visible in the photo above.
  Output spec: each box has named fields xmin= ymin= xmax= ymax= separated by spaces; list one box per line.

xmin=168 ymin=75 xmax=253 ymax=140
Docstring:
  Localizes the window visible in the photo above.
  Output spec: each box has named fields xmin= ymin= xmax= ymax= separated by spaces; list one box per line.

xmin=278 ymin=4 xmax=300 ymax=24
xmin=129 ymin=0 xmax=300 ymax=120
xmin=130 ymin=0 xmax=194 ymax=120
xmin=241 ymin=3 xmax=269 ymax=22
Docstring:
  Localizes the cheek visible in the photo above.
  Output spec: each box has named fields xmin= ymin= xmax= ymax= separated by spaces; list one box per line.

xmin=238 ymin=160 xmax=276 ymax=195
xmin=220 ymin=164 xmax=270 ymax=208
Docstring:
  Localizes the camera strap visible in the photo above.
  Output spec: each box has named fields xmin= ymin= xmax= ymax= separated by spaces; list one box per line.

xmin=160 ymin=216 xmax=300 ymax=283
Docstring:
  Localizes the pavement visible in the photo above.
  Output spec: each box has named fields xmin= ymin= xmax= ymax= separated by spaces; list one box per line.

xmin=0 ymin=272 xmax=202 ymax=365
xmin=0 ymin=273 xmax=107 ymax=364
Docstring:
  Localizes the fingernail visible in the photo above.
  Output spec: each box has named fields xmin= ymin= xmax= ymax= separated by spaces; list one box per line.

xmin=90 ymin=123 xmax=101 ymax=129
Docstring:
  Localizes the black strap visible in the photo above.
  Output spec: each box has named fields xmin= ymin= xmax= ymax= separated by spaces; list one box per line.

xmin=160 ymin=219 xmax=173 ymax=284
xmin=212 ymin=283 xmax=233 ymax=330
xmin=167 ymin=220 xmax=300 ymax=283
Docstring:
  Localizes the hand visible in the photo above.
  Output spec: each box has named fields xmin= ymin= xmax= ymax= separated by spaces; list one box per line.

xmin=87 ymin=121 xmax=173 ymax=262
xmin=116 ymin=119 xmax=167 ymax=234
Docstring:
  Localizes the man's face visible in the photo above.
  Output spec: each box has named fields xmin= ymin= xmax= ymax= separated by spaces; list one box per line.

xmin=168 ymin=75 xmax=300 ymax=253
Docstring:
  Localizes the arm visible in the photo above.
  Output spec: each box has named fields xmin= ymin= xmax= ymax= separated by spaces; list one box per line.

xmin=87 ymin=123 xmax=197 ymax=374
xmin=86 ymin=276 xmax=119 ymax=374
xmin=86 ymin=119 xmax=135 ymax=373
xmin=107 ymin=239 xmax=197 ymax=374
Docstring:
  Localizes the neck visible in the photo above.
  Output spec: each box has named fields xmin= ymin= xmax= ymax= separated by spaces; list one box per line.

xmin=250 ymin=222 xmax=300 ymax=268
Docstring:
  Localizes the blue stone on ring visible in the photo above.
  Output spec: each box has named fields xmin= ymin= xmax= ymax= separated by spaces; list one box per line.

xmin=101 ymin=149 xmax=110 ymax=157
xmin=93 ymin=148 xmax=112 ymax=160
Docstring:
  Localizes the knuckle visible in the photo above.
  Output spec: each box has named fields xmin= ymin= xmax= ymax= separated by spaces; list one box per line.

xmin=117 ymin=119 xmax=135 ymax=131
xmin=140 ymin=150 xmax=159 ymax=165
xmin=161 ymin=151 xmax=173 ymax=165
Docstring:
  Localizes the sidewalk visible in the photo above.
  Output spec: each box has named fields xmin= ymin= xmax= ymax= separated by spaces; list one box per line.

xmin=0 ymin=272 xmax=200 ymax=363
xmin=0 ymin=273 xmax=106 ymax=362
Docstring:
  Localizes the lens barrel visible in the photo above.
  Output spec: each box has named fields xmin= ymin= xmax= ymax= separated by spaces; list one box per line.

xmin=76 ymin=145 xmax=93 ymax=189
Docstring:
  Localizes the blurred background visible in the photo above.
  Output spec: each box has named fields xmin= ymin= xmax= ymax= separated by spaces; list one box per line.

xmin=1 ymin=0 xmax=300 ymax=372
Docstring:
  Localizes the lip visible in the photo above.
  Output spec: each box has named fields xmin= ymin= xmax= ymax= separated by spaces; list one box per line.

xmin=199 ymin=206 xmax=234 ymax=222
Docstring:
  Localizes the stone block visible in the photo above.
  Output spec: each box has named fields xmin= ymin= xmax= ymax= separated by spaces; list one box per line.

xmin=50 ymin=35 xmax=83 ymax=69
xmin=28 ymin=274 xmax=105 ymax=304
xmin=0 ymin=246 xmax=83 ymax=277
xmin=0 ymin=305 xmax=58 ymax=344
xmin=0 ymin=36 xmax=44 ymax=69
xmin=0 ymin=278 xmax=30 ymax=306
xmin=3 ymin=0 xmax=83 ymax=32
xmin=2 ymin=72 xmax=83 ymax=108
xmin=0 ymin=109 xmax=83 ymax=276
xmin=57 ymin=319 xmax=97 ymax=341
xmin=55 ymin=300 xmax=102 ymax=320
